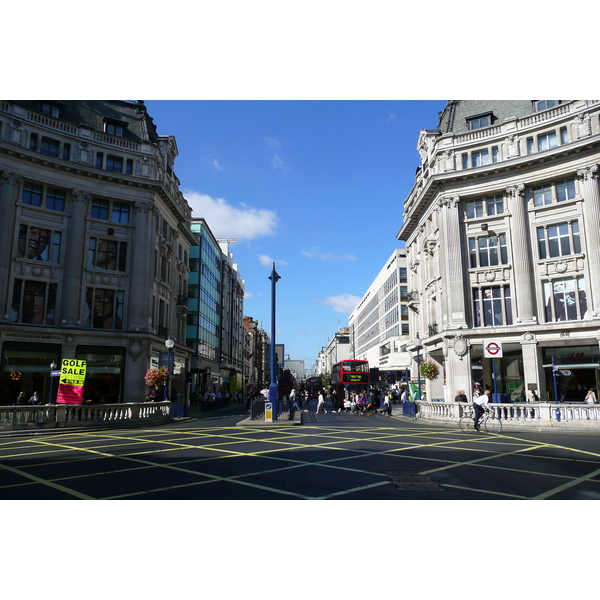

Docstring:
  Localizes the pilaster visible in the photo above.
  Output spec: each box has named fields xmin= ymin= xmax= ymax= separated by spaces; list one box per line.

xmin=60 ymin=189 xmax=89 ymax=326
xmin=506 ymin=184 xmax=536 ymax=323
xmin=0 ymin=171 xmax=22 ymax=320
xmin=576 ymin=164 xmax=600 ymax=317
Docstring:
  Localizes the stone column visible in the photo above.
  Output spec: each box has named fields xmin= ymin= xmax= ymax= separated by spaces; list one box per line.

xmin=577 ymin=164 xmax=600 ymax=317
xmin=506 ymin=184 xmax=536 ymax=323
xmin=0 ymin=171 xmax=22 ymax=320
xmin=61 ymin=189 xmax=89 ymax=326
xmin=439 ymin=195 xmax=468 ymax=328
xmin=445 ymin=336 xmax=472 ymax=401
xmin=521 ymin=333 xmax=542 ymax=400
xmin=128 ymin=200 xmax=154 ymax=331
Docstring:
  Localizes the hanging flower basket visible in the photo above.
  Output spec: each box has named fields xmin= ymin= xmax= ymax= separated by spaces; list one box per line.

xmin=145 ymin=366 xmax=170 ymax=386
xmin=420 ymin=360 xmax=439 ymax=381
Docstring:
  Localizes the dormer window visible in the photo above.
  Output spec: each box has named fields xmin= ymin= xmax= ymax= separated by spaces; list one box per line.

xmin=39 ymin=102 xmax=65 ymax=119
xmin=467 ymin=112 xmax=493 ymax=131
xmin=103 ymin=118 xmax=127 ymax=137
xmin=533 ymin=100 xmax=559 ymax=112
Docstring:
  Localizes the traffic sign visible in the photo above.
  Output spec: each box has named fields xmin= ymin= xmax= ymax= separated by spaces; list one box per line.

xmin=484 ymin=339 xmax=503 ymax=358
xmin=558 ymin=370 xmax=572 ymax=376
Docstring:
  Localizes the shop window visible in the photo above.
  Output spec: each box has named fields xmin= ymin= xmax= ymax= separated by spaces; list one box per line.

xmin=473 ymin=285 xmax=513 ymax=327
xmin=544 ymin=276 xmax=587 ymax=322
xmin=18 ymin=225 xmax=61 ymax=262
xmin=84 ymin=288 xmax=124 ymax=330
xmin=88 ymin=238 xmax=127 ymax=272
xmin=10 ymin=279 xmax=57 ymax=325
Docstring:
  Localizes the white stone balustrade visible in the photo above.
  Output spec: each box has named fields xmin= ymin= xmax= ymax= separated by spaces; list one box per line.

xmin=0 ymin=403 xmax=172 ymax=432
xmin=415 ymin=401 xmax=600 ymax=430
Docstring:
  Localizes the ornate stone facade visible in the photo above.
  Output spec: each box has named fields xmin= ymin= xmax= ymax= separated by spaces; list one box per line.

xmin=398 ymin=101 xmax=600 ymax=403
xmin=0 ymin=100 xmax=194 ymax=405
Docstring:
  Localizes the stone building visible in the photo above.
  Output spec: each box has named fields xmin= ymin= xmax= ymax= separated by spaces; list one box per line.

xmin=398 ymin=100 xmax=600 ymax=403
xmin=0 ymin=100 xmax=194 ymax=404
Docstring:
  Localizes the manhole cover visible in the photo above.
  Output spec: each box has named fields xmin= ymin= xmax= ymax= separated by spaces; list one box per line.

xmin=386 ymin=471 xmax=444 ymax=492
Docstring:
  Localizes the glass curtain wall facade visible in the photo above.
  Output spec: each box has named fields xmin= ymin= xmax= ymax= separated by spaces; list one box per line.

xmin=188 ymin=220 xmax=222 ymax=398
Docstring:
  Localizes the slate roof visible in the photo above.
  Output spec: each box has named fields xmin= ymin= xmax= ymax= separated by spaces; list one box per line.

xmin=436 ymin=100 xmax=569 ymax=135
xmin=10 ymin=100 xmax=159 ymax=143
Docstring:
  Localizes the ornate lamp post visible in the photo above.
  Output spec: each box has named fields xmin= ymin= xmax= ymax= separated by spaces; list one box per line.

xmin=48 ymin=361 xmax=57 ymax=404
xmin=165 ymin=337 xmax=175 ymax=402
xmin=413 ymin=334 xmax=423 ymax=401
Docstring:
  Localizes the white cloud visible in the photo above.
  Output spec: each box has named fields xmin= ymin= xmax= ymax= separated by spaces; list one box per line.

xmin=202 ymin=154 xmax=224 ymax=171
xmin=264 ymin=137 xmax=289 ymax=174
xmin=259 ymin=254 xmax=288 ymax=267
xmin=302 ymin=247 xmax=356 ymax=261
xmin=316 ymin=293 xmax=361 ymax=314
xmin=183 ymin=190 xmax=278 ymax=241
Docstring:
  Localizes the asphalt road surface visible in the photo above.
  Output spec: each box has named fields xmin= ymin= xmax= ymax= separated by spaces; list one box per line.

xmin=1 ymin=411 xmax=600 ymax=500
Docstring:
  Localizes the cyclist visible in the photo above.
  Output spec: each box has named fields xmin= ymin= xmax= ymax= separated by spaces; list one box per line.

xmin=473 ymin=389 xmax=491 ymax=431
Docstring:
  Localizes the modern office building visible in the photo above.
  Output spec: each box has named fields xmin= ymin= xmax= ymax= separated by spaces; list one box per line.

xmin=398 ymin=100 xmax=600 ymax=403
xmin=217 ymin=239 xmax=244 ymax=395
xmin=0 ymin=100 xmax=194 ymax=404
xmin=348 ymin=248 xmax=412 ymax=385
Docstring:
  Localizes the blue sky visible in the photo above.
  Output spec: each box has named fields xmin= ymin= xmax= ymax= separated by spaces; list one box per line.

xmin=144 ymin=100 xmax=447 ymax=369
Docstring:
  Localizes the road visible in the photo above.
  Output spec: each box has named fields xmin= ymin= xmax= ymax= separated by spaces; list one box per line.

xmin=1 ymin=410 xmax=600 ymax=500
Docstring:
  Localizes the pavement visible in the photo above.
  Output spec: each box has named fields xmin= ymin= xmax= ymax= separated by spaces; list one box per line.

xmin=185 ymin=398 xmax=406 ymax=427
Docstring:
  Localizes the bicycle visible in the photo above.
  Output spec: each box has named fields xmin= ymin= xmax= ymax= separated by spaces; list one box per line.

xmin=459 ymin=406 xmax=502 ymax=434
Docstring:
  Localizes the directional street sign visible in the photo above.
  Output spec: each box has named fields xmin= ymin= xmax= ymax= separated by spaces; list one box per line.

xmin=558 ymin=370 xmax=572 ymax=376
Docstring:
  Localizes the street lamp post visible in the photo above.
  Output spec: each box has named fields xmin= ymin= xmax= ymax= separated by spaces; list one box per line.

xmin=48 ymin=361 xmax=57 ymax=404
xmin=165 ymin=337 xmax=175 ymax=403
xmin=268 ymin=263 xmax=281 ymax=421
xmin=413 ymin=334 xmax=423 ymax=401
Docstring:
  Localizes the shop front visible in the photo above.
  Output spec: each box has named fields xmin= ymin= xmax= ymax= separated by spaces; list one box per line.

xmin=76 ymin=346 xmax=125 ymax=404
xmin=0 ymin=340 xmax=62 ymax=405
xmin=542 ymin=345 xmax=600 ymax=403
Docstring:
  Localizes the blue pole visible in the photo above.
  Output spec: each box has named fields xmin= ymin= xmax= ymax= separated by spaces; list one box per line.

xmin=552 ymin=356 xmax=561 ymax=422
xmin=416 ymin=347 xmax=421 ymax=401
xmin=492 ymin=358 xmax=497 ymax=402
xmin=268 ymin=263 xmax=280 ymax=421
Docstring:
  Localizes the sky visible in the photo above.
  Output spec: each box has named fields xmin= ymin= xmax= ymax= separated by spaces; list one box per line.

xmin=144 ymin=100 xmax=447 ymax=369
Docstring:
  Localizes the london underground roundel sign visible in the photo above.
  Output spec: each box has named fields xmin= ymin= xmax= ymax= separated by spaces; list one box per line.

xmin=484 ymin=340 xmax=503 ymax=358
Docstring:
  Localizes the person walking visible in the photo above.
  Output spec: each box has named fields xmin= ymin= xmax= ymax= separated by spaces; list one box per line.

xmin=16 ymin=391 xmax=26 ymax=405
xmin=28 ymin=391 xmax=41 ymax=405
xmin=585 ymin=388 xmax=597 ymax=404
xmin=381 ymin=394 xmax=392 ymax=416
xmin=316 ymin=391 xmax=326 ymax=414
xmin=290 ymin=388 xmax=301 ymax=411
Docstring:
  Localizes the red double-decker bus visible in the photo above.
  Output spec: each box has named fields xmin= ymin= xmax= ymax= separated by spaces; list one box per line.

xmin=331 ymin=360 xmax=370 ymax=409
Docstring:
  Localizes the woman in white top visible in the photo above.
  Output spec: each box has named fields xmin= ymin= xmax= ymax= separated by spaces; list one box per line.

xmin=316 ymin=392 xmax=326 ymax=414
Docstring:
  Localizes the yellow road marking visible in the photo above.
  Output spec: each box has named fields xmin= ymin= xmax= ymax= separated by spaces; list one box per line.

xmin=0 ymin=462 xmax=95 ymax=499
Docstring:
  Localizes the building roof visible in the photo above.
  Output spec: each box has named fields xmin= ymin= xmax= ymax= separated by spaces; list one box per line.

xmin=436 ymin=100 xmax=569 ymax=135
xmin=10 ymin=100 xmax=159 ymax=143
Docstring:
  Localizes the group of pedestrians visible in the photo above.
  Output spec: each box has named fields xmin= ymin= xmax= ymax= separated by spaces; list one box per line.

xmin=310 ymin=388 xmax=394 ymax=417
xmin=14 ymin=391 xmax=41 ymax=405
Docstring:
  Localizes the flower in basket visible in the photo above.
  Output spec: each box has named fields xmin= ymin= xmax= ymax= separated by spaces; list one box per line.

xmin=145 ymin=366 xmax=170 ymax=386
xmin=419 ymin=360 xmax=440 ymax=381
